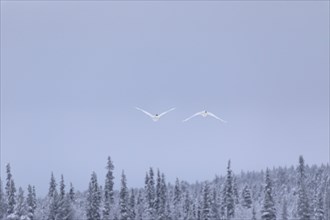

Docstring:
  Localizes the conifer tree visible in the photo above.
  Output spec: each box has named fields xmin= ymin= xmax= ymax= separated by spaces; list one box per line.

xmin=145 ymin=168 xmax=155 ymax=219
xmin=324 ymin=176 xmax=330 ymax=220
xmin=46 ymin=173 xmax=60 ymax=220
xmin=69 ymin=183 xmax=75 ymax=202
xmin=59 ymin=175 xmax=65 ymax=200
xmin=57 ymin=175 xmax=73 ymax=220
xmin=201 ymin=182 xmax=211 ymax=220
xmin=219 ymin=187 xmax=226 ymax=219
xmin=160 ymin=173 xmax=168 ymax=220
xmin=196 ymin=197 xmax=202 ymax=220
xmin=155 ymin=170 xmax=161 ymax=217
xmin=48 ymin=189 xmax=60 ymax=220
xmin=183 ymin=191 xmax=192 ymax=220
xmin=0 ymin=179 xmax=6 ymax=219
xmin=281 ymin=198 xmax=288 ymax=220
xmin=48 ymin=172 xmax=57 ymax=198
xmin=27 ymin=185 xmax=37 ymax=220
xmin=103 ymin=156 xmax=115 ymax=220
xmin=32 ymin=187 xmax=36 ymax=207
xmin=242 ymin=185 xmax=252 ymax=209
xmin=210 ymin=188 xmax=220 ymax=220
xmin=155 ymin=170 xmax=167 ymax=220
xmin=6 ymin=163 xmax=16 ymax=217
xmin=261 ymin=169 xmax=276 ymax=220
xmin=233 ymin=177 xmax=239 ymax=204
xmin=165 ymin=198 xmax=172 ymax=220
xmin=136 ymin=189 xmax=145 ymax=220
xmin=252 ymin=206 xmax=257 ymax=220
xmin=14 ymin=187 xmax=29 ymax=220
xmin=223 ymin=160 xmax=235 ymax=219
xmin=314 ymin=189 xmax=324 ymax=220
xmin=297 ymin=156 xmax=310 ymax=220
xmin=119 ymin=171 xmax=129 ymax=220
xmin=86 ymin=172 xmax=101 ymax=220
xmin=173 ymin=178 xmax=182 ymax=219
xmin=129 ymin=189 xmax=136 ymax=220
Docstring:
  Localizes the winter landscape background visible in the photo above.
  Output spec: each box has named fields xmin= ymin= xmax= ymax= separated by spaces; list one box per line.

xmin=1 ymin=155 xmax=329 ymax=220
xmin=1 ymin=1 xmax=329 ymax=220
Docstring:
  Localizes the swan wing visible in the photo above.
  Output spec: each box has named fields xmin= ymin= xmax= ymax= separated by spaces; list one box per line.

xmin=183 ymin=111 xmax=203 ymax=122
xmin=135 ymin=107 xmax=154 ymax=118
xmin=159 ymin=107 xmax=176 ymax=117
xmin=208 ymin=112 xmax=227 ymax=123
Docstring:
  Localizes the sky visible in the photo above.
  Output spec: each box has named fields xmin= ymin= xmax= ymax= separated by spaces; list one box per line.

xmin=1 ymin=1 xmax=329 ymax=196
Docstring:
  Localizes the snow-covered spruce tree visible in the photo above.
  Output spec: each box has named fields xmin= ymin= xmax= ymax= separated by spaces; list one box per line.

xmin=183 ymin=191 xmax=193 ymax=220
xmin=261 ymin=169 xmax=276 ymax=220
xmin=242 ymin=185 xmax=252 ymax=209
xmin=314 ymin=188 xmax=325 ymax=220
xmin=0 ymin=179 xmax=6 ymax=219
xmin=173 ymin=178 xmax=182 ymax=220
xmin=201 ymin=182 xmax=212 ymax=220
xmin=103 ymin=156 xmax=115 ymax=220
xmin=144 ymin=172 xmax=150 ymax=217
xmin=311 ymin=168 xmax=323 ymax=218
xmin=252 ymin=206 xmax=257 ymax=220
xmin=5 ymin=163 xmax=16 ymax=218
xmin=136 ymin=189 xmax=145 ymax=220
xmin=48 ymin=189 xmax=60 ymax=220
xmin=27 ymin=184 xmax=37 ymax=220
xmin=223 ymin=160 xmax=235 ymax=219
xmin=46 ymin=172 xmax=60 ymax=220
xmin=324 ymin=176 xmax=330 ymax=220
xmin=155 ymin=170 xmax=161 ymax=218
xmin=165 ymin=196 xmax=173 ymax=220
xmin=233 ymin=177 xmax=239 ymax=204
xmin=129 ymin=189 xmax=136 ymax=220
xmin=297 ymin=155 xmax=310 ymax=220
xmin=12 ymin=187 xmax=29 ymax=220
xmin=281 ymin=198 xmax=288 ymax=220
xmin=60 ymin=175 xmax=65 ymax=199
xmin=161 ymin=173 xmax=170 ymax=220
xmin=58 ymin=174 xmax=66 ymax=217
xmin=145 ymin=168 xmax=155 ymax=219
xmin=210 ymin=188 xmax=220 ymax=220
xmin=119 ymin=171 xmax=129 ymax=220
xmin=86 ymin=171 xmax=102 ymax=220
xmin=155 ymin=170 xmax=167 ymax=220
xmin=312 ymin=170 xmax=326 ymax=220
xmin=48 ymin=172 xmax=56 ymax=198
xmin=69 ymin=183 xmax=75 ymax=202
xmin=219 ymin=187 xmax=226 ymax=219
xmin=196 ymin=196 xmax=202 ymax=220
xmin=57 ymin=175 xmax=74 ymax=220
xmin=191 ymin=200 xmax=197 ymax=220
xmin=165 ymin=201 xmax=172 ymax=220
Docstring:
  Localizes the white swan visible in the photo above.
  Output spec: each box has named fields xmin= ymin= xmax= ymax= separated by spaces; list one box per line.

xmin=135 ymin=107 xmax=176 ymax=122
xmin=183 ymin=110 xmax=227 ymax=123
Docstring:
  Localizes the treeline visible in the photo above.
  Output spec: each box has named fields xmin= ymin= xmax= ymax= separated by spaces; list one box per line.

xmin=0 ymin=156 xmax=329 ymax=220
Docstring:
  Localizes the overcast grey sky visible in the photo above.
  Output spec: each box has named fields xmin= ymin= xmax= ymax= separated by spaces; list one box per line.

xmin=1 ymin=1 xmax=329 ymax=196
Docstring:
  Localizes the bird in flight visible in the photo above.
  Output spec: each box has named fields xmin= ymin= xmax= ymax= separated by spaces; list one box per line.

xmin=183 ymin=110 xmax=227 ymax=123
xmin=135 ymin=107 xmax=176 ymax=122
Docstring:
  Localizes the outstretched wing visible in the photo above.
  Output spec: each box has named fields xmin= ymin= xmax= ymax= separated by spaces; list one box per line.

xmin=135 ymin=107 xmax=154 ymax=118
xmin=183 ymin=111 xmax=203 ymax=122
xmin=208 ymin=112 xmax=227 ymax=123
xmin=159 ymin=107 xmax=176 ymax=117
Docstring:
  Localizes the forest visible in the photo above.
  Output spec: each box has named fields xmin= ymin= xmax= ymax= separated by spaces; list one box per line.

xmin=0 ymin=155 xmax=329 ymax=220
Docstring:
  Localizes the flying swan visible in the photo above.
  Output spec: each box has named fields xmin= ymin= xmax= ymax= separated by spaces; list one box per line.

xmin=183 ymin=110 xmax=227 ymax=123
xmin=135 ymin=107 xmax=176 ymax=122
